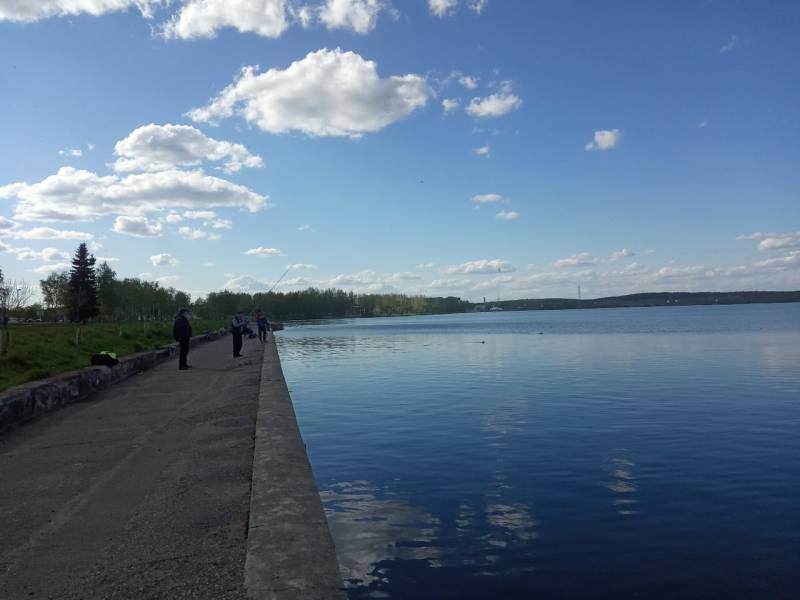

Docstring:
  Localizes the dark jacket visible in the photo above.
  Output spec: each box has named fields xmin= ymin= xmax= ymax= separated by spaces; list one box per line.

xmin=173 ymin=316 xmax=192 ymax=341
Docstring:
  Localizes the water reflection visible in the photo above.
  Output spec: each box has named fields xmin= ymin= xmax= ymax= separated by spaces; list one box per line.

xmin=323 ymin=479 xmax=540 ymax=593
xmin=603 ymin=455 xmax=639 ymax=516
xmin=321 ymin=481 xmax=441 ymax=588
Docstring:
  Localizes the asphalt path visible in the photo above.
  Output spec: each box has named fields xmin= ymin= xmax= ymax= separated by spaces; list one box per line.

xmin=0 ymin=334 xmax=265 ymax=600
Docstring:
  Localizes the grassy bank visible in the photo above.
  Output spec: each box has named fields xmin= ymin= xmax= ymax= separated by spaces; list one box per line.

xmin=0 ymin=320 xmax=225 ymax=393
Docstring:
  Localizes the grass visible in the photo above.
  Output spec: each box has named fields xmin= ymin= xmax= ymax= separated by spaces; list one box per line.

xmin=0 ymin=320 xmax=225 ymax=393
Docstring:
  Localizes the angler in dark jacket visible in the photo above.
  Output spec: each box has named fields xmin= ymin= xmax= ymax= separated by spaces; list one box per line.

xmin=173 ymin=308 xmax=193 ymax=370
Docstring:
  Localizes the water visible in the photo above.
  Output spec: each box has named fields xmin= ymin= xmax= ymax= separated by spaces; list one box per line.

xmin=276 ymin=304 xmax=800 ymax=599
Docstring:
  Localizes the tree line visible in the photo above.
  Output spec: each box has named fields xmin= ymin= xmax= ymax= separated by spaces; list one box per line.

xmin=195 ymin=289 xmax=470 ymax=321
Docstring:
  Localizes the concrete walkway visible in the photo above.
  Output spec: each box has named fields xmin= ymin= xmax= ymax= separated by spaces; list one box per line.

xmin=0 ymin=335 xmax=264 ymax=600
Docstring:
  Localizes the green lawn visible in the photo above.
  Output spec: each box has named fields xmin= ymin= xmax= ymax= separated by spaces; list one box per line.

xmin=0 ymin=320 xmax=225 ymax=393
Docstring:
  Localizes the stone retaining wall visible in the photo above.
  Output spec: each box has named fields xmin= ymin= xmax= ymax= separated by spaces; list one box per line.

xmin=0 ymin=329 xmax=227 ymax=435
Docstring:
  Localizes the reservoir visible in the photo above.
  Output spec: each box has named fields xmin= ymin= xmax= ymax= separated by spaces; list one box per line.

xmin=277 ymin=303 xmax=800 ymax=599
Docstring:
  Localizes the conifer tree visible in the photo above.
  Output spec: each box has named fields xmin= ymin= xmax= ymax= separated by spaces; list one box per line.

xmin=68 ymin=243 xmax=99 ymax=323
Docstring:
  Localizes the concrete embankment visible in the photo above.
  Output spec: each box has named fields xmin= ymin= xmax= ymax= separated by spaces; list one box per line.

xmin=245 ymin=338 xmax=347 ymax=599
xmin=0 ymin=333 xmax=346 ymax=599
xmin=0 ymin=328 xmax=227 ymax=434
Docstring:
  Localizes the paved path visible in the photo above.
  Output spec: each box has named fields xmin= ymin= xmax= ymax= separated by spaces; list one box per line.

xmin=0 ymin=334 xmax=264 ymax=600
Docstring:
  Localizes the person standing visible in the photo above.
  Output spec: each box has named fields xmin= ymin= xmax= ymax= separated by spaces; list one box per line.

xmin=173 ymin=308 xmax=192 ymax=370
xmin=231 ymin=311 xmax=245 ymax=357
xmin=255 ymin=308 xmax=268 ymax=343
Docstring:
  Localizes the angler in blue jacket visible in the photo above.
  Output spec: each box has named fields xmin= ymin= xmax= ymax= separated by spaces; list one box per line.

xmin=231 ymin=312 xmax=245 ymax=357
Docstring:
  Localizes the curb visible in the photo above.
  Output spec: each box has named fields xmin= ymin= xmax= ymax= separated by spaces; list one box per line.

xmin=245 ymin=335 xmax=346 ymax=600
xmin=0 ymin=328 xmax=228 ymax=435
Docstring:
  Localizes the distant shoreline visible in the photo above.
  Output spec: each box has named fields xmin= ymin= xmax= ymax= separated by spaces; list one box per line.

xmin=476 ymin=291 xmax=800 ymax=313
xmin=283 ymin=292 xmax=800 ymax=323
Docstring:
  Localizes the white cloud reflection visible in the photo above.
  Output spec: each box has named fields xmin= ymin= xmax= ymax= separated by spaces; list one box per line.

xmin=321 ymin=481 xmax=441 ymax=588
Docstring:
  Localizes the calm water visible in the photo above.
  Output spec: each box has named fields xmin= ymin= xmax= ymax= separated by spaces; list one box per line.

xmin=276 ymin=304 xmax=800 ymax=599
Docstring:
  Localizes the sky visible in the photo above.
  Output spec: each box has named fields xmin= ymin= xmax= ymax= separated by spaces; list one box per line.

xmin=0 ymin=0 xmax=798 ymax=302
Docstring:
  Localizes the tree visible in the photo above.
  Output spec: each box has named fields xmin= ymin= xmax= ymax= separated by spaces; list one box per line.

xmin=68 ymin=243 xmax=99 ymax=323
xmin=96 ymin=261 xmax=120 ymax=320
xmin=0 ymin=268 xmax=34 ymax=353
xmin=40 ymin=271 xmax=71 ymax=321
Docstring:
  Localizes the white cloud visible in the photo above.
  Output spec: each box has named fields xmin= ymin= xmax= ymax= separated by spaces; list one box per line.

xmin=390 ymin=271 xmax=422 ymax=281
xmin=553 ymin=252 xmax=599 ymax=268
xmin=429 ymin=277 xmax=471 ymax=289
xmin=58 ymin=148 xmax=83 ymax=157
xmin=164 ymin=212 xmax=183 ymax=223
xmin=288 ymin=263 xmax=317 ymax=270
xmin=42 ymin=247 xmax=70 ymax=262
xmin=156 ymin=275 xmax=180 ymax=285
xmin=0 ymin=216 xmax=19 ymax=230
xmin=472 ymin=193 xmax=501 ymax=204
xmin=474 ymin=145 xmax=491 ymax=158
xmin=757 ymin=233 xmax=800 ymax=252
xmin=0 ymin=0 xmax=163 ymax=22
xmin=156 ymin=275 xmax=180 ymax=287
xmin=201 ymin=262 xmax=216 ymax=267
xmin=138 ymin=272 xmax=154 ymax=279
xmin=698 ymin=120 xmax=708 ymax=129
xmin=6 ymin=226 xmax=94 ymax=240
xmin=294 ymin=4 xmax=314 ymax=27
xmin=178 ymin=226 xmax=219 ymax=240
xmin=720 ymin=34 xmax=739 ymax=53
xmin=112 ymin=123 xmax=263 ymax=174
xmin=318 ymin=0 xmax=388 ymax=34
xmin=416 ymin=262 xmax=435 ymax=269
xmin=87 ymin=143 xmax=96 ymax=151
xmin=282 ymin=276 xmax=314 ymax=286
xmin=471 ymin=274 xmax=514 ymax=290
xmin=112 ymin=215 xmax=162 ymax=237
xmin=442 ymin=98 xmax=460 ymax=114
xmin=223 ymin=275 xmax=270 ymax=292
xmin=754 ymin=250 xmax=800 ymax=270
xmin=737 ymin=231 xmax=800 ymax=253
xmin=468 ymin=0 xmax=488 ymax=14
xmin=297 ymin=224 xmax=313 ymax=231
xmin=328 ymin=270 xmax=381 ymax=286
xmin=428 ymin=0 xmax=458 ymax=17
xmin=653 ymin=265 xmax=706 ymax=279
xmin=30 ymin=262 xmax=71 ymax=275
xmin=187 ymin=48 xmax=432 ymax=138
xmin=9 ymin=247 xmax=39 ymax=261
xmin=161 ymin=0 xmax=291 ymax=39
xmin=181 ymin=210 xmax=232 ymax=229
xmin=183 ymin=210 xmax=216 ymax=220
xmin=585 ymin=129 xmax=622 ymax=151
xmin=443 ymin=259 xmax=515 ymax=274
xmin=244 ymin=246 xmax=283 ymax=256
xmin=610 ymin=248 xmax=635 ymax=260
xmin=466 ymin=89 xmax=522 ymax=118
xmin=150 ymin=253 xmax=179 ymax=267
xmin=495 ymin=210 xmax=519 ymax=221
xmin=736 ymin=232 xmax=766 ymax=241
xmin=459 ymin=75 xmax=478 ymax=89
xmin=2 ymin=167 xmax=268 ymax=222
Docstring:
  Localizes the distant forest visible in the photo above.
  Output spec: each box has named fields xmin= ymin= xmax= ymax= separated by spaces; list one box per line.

xmin=487 ymin=291 xmax=800 ymax=312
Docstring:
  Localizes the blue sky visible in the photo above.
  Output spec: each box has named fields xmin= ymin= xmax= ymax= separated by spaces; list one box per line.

xmin=0 ymin=0 xmax=798 ymax=301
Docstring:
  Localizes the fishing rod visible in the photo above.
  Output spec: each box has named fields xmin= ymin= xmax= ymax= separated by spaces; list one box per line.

xmin=267 ymin=266 xmax=291 ymax=293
